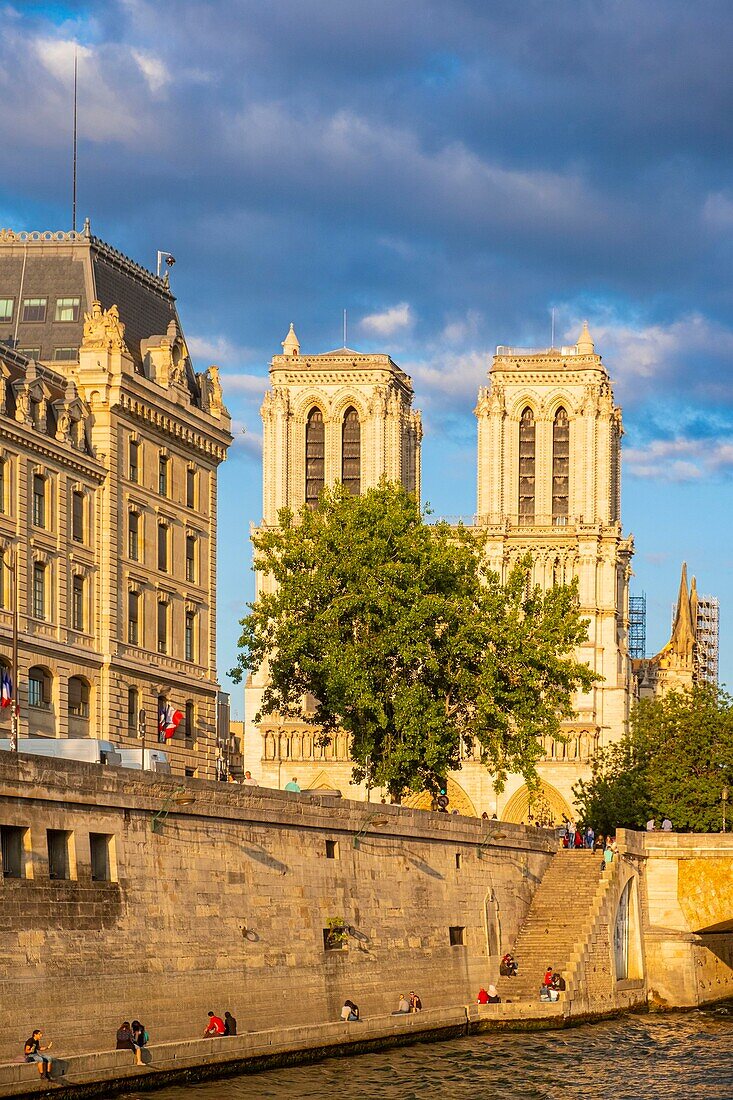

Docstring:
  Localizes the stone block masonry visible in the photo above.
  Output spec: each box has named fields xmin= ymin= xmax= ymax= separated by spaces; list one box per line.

xmin=0 ymin=754 xmax=556 ymax=1065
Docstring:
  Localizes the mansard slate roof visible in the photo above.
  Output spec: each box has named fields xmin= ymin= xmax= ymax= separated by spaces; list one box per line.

xmin=0 ymin=343 xmax=93 ymax=456
xmin=0 ymin=225 xmax=201 ymax=406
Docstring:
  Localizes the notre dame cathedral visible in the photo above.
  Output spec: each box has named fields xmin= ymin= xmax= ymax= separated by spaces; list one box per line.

xmin=243 ymin=322 xmax=710 ymax=823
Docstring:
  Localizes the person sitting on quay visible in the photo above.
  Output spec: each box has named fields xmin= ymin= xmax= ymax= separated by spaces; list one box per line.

xmin=477 ymin=987 xmax=490 ymax=1004
xmin=392 ymin=994 xmax=411 ymax=1014
xmin=203 ymin=1011 xmax=226 ymax=1037
xmin=130 ymin=1020 xmax=147 ymax=1065
xmin=224 ymin=1011 xmax=237 ymax=1036
xmin=486 ymin=985 xmax=500 ymax=1004
xmin=116 ymin=1021 xmax=138 ymax=1064
xmin=24 ymin=1029 xmax=54 ymax=1081
xmin=284 ymin=776 xmax=301 ymax=792
xmin=341 ymin=1000 xmax=360 ymax=1022
xmin=661 ymin=816 xmax=673 ymax=831
xmin=646 ymin=817 xmax=656 ymax=832
xmin=499 ymin=952 xmax=518 ymax=977
xmin=242 ymin=771 xmax=258 ymax=786
xmin=593 ymin=833 xmax=605 ymax=853
xmin=551 ymin=972 xmax=566 ymax=994
xmin=409 ymin=991 xmax=423 ymax=1012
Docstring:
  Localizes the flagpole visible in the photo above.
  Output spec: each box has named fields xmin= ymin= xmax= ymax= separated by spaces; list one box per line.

xmin=138 ymin=708 xmax=146 ymax=771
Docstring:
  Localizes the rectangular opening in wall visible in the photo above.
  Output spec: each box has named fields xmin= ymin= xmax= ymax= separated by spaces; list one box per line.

xmin=89 ymin=833 xmax=116 ymax=882
xmin=449 ymin=925 xmax=465 ymax=947
xmin=323 ymin=925 xmax=346 ymax=951
xmin=47 ymin=829 xmax=73 ymax=880
xmin=455 ymin=852 xmax=462 ymax=870
xmin=326 ymin=839 xmax=339 ymax=860
xmin=1 ymin=825 xmax=25 ymax=878
xmin=185 ymin=767 xmax=196 ymax=778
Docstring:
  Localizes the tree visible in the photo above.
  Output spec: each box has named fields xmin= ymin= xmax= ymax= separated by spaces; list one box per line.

xmin=231 ymin=482 xmax=596 ymax=799
xmin=573 ymin=685 xmax=733 ymax=833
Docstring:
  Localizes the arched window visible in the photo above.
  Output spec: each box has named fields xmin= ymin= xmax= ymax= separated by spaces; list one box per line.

xmin=68 ymin=676 xmax=90 ymax=719
xmin=28 ymin=666 xmax=52 ymax=710
xmin=552 ymin=407 xmax=569 ymax=525
xmin=518 ymin=407 xmax=535 ymax=525
xmin=127 ymin=686 xmax=139 ymax=733
xmin=341 ymin=407 xmax=361 ymax=496
xmin=305 ymin=408 xmax=325 ymax=506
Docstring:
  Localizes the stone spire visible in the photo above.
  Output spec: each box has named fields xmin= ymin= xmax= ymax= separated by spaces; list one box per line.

xmin=281 ymin=323 xmax=300 ymax=357
xmin=576 ymin=320 xmax=595 ymax=355
xmin=670 ymin=562 xmax=695 ymax=663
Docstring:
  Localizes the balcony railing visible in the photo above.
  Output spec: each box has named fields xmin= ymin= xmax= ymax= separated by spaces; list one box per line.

xmin=495 ymin=345 xmax=580 ymax=357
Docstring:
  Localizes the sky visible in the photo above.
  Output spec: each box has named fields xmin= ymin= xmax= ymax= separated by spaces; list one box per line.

xmin=2 ymin=0 xmax=733 ymax=713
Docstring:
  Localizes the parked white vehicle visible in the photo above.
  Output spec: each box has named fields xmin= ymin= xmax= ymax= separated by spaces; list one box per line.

xmin=0 ymin=738 xmax=170 ymax=772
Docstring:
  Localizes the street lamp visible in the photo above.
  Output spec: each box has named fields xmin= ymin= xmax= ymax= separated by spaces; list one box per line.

xmin=722 ymin=786 xmax=729 ymax=834
xmin=151 ymin=788 xmax=196 ymax=833
xmin=352 ymin=814 xmax=389 ymax=849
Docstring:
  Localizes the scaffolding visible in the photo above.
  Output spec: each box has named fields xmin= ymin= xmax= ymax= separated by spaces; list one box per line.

xmin=695 ymin=595 xmax=720 ymax=685
xmin=629 ymin=593 xmax=647 ymax=661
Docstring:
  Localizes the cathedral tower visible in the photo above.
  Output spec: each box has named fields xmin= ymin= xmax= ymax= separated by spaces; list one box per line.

xmin=259 ymin=326 xmax=421 ymax=525
xmin=244 ymin=329 xmax=422 ymax=784
xmin=471 ymin=324 xmax=634 ymax=822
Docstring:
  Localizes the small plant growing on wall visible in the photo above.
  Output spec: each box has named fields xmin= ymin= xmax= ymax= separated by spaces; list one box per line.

xmin=323 ymin=917 xmax=349 ymax=950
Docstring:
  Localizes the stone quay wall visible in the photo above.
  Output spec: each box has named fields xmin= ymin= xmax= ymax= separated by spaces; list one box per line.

xmin=0 ymin=754 xmax=556 ymax=1065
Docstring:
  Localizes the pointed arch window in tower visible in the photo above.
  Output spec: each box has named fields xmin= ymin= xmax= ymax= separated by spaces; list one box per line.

xmin=305 ymin=407 xmax=325 ymax=506
xmin=552 ymin=407 xmax=570 ymax=525
xmin=341 ymin=407 xmax=361 ymax=496
xmin=518 ymin=407 xmax=536 ymax=525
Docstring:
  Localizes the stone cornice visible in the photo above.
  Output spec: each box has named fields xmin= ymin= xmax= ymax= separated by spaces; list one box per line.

xmin=119 ymin=393 xmax=229 ymax=462
xmin=0 ymin=415 xmax=106 ymax=480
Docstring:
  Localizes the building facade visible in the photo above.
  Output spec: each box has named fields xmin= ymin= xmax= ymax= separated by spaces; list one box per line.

xmin=0 ymin=225 xmax=231 ymax=777
xmin=245 ymin=323 xmax=714 ymax=821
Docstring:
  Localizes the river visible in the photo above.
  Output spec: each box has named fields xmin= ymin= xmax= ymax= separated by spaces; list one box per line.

xmin=131 ymin=1004 xmax=733 ymax=1100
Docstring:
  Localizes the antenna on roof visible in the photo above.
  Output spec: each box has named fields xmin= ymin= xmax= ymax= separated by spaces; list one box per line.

xmin=72 ymin=46 xmax=78 ymax=234
xmin=343 ymin=309 xmax=347 ymax=348
xmin=551 ymin=307 xmax=555 ymax=349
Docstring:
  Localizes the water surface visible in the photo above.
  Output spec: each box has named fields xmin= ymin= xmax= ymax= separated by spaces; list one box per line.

xmin=135 ymin=1005 xmax=733 ymax=1100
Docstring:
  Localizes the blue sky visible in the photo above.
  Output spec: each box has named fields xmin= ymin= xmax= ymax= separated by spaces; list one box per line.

xmin=2 ymin=0 xmax=733 ymax=712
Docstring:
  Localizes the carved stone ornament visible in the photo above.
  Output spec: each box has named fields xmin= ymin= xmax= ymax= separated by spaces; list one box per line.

xmin=202 ymin=365 xmax=225 ymax=415
xmin=81 ymin=300 xmax=126 ymax=352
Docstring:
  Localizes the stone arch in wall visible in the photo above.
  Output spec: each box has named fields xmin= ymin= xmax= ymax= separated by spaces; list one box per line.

xmin=502 ymin=780 xmax=573 ymax=826
xmin=402 ymin=776 xmax=477 ymax=817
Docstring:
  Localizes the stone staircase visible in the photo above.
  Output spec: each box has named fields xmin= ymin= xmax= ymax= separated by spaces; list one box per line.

xmin=497 ymin=848 xmax=611 ymax=1002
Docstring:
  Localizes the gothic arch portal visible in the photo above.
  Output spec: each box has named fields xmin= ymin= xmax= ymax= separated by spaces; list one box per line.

xmin=402 ymin=776 xmax=477 ymax=817
xmin=502 ymin=781 xmax=573 ymax=826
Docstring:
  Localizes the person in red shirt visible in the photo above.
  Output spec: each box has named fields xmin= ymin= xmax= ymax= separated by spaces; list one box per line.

xmin=202 ymin=1011 xmax=225 ymax=1037
xmin=543 ymin=967 xmax=554 ymax=987
xmin=477 ymin=988 xmax=490 ymax=1004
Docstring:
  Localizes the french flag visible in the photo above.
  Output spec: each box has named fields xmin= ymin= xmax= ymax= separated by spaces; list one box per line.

xmin=0 ymin=670 xmax=12 ymax=709
xmin=158 ymin=703 xmax=183 ymax=742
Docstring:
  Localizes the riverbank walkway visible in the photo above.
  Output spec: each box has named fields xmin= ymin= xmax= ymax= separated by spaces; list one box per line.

xmin=0 ymin=1002 xmax=574 ymax=1099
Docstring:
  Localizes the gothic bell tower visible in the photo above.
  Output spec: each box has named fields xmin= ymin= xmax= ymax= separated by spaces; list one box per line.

xmin=472 ymin=323 xmax=634 ymax=820
xmin=259 ymin=324 xmax=422 ymax=525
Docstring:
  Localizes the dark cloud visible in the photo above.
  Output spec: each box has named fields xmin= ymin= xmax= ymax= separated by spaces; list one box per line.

xmin=3 ymin=0 xmax=733 ymax=684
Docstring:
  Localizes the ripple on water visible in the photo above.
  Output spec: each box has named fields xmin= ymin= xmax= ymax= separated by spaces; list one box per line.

xmin=127 ymin=1006 xmax=733 ymax=1100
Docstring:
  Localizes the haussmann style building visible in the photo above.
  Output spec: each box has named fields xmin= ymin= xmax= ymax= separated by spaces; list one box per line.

xmin=243 ymin=321 xmax=716 ymax=822
xmin=0 ymin=224 xmax=232 ymax=778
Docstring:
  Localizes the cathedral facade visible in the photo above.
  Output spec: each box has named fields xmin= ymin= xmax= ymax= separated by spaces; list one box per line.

xmin=244 ymin=323 xmax=700 ymax=821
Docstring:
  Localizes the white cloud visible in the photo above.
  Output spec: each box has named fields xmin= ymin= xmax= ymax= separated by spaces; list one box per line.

xmin=625 ymin=436 xmax=733 ymax=481
xmin=132 ymin=49 xmax=170 ymax=94
xmin=360 ymin=302 xmax=412 ymax=337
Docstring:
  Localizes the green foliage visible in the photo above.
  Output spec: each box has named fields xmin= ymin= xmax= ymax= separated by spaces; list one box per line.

xmin=231 ymin=481 xmax=596 ymax=799
xmin=574 ymin=685 xmax=733 ymax=833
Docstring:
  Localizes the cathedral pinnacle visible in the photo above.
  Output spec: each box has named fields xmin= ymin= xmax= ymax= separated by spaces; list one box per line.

xmin=576 ymin=320 xmax=595 ymax=355
xmin=282 ymin=323 xmax=300 ymax=357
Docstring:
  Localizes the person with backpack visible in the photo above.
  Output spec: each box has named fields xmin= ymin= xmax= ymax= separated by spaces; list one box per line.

xmin=130 ymin=1020 xmax=147 ymax=1066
